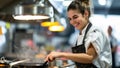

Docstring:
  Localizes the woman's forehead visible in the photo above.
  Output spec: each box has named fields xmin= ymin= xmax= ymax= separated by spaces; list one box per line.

xmin=67 ymin=10 xmax=80 ymax=16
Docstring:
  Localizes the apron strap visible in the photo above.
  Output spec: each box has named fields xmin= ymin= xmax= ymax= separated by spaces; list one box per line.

xmin=75 ymin=23 xmax=92 ymax=46
xmin=82 ymin=22 xmax=92 ymax=44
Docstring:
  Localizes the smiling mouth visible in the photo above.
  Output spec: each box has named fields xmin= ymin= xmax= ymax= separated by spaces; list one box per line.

xmin=74 ymin=22 xmax=80 ymax=28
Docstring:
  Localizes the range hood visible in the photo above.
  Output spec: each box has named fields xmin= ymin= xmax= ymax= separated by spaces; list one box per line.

xmin=13 ymin=1 xmax=50 ymax=20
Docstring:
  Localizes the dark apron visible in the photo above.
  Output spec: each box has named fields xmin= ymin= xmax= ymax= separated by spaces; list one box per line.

xmin=72 ymin=23 xmax=97 ymax=68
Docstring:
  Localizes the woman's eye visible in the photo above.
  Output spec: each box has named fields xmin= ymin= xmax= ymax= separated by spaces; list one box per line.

xmin=73 ymin=16 xmax=78 ymax=19
xmin=68 ymin=15 xmax=79 ymax=21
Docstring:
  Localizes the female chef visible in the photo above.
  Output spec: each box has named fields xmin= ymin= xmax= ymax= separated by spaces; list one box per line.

xmin=45 ymin=0 xmax=112 ymax=68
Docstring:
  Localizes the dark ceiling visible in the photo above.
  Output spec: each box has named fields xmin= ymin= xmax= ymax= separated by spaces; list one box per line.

xmin=0 ymin=0 xmax=22 ymax=22
xmin=0 ymin=0 xmax=120 ymax=22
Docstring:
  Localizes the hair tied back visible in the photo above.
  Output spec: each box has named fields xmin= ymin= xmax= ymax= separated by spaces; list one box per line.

xmin=75 ymin=0 xmax=89 ymax=5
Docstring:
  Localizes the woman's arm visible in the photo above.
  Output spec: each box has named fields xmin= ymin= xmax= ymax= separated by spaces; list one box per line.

xmin=45 ymin=43 xmax=97 ymax=63
xmin=63 ymin=43 xmax=97 ymax=63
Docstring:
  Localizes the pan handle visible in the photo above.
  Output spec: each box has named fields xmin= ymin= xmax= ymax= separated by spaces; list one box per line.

xmin=42 ymin=61 xmax=48 ymax=66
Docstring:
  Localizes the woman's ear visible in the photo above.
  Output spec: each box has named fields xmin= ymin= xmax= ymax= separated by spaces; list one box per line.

xmin=84 ymin=10 xmax=89 ymax=18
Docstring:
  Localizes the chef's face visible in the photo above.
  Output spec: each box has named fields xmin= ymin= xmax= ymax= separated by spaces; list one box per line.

xmin=67 ymin=9 xmax=88 ymax=31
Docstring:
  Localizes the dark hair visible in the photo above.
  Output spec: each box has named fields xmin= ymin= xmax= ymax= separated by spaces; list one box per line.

xmin=67 ymin=0 xmax=91 ymax=18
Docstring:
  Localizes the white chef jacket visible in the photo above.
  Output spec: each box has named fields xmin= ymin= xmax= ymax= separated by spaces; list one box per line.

xmin=76 ymin=23 xmax=112 ymax=68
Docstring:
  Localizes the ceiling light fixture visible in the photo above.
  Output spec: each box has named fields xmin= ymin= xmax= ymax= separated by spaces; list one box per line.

xmin=41 ymin=21 xmax=60 ymax=27
xmin=13 ymin=0 xmax=50 ymax=20
xmin=98 ymin=0 xmax=106 ymax=6
xmin=48 ymin=25 xmax=65 ymax=32
xmin=13 ymin=15 xmax=49 ymax=20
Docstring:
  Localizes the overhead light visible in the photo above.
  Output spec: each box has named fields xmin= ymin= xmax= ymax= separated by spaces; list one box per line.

xmin=48 ymin=25 xmax=65 ymax=32
xmin=98 ymin=0 xmax=106 ymax=6
xmin=0 ymin=26 xmax=7 ymax=35
xmin=0 ymin=26 xmax=2 ymax=35
xmin=41 ymin=21 xmax=60 ymax=27
xmin=41 ymin=21 xmax=65 ymax=32
xmin=0 ymin=21 xmax=7 ymax=35
xmin=13 ymin=15 xmax=49 ymax=20
xmin=13 ymin=1 xmax=50 ymax=20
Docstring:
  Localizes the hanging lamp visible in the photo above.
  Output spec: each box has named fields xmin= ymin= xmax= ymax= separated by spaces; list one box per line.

xmin=13 ymin=0 xmax=50 ymax=20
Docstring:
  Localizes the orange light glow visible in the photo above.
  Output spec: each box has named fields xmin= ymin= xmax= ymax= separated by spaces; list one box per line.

xmin=48 ymin=25 xmax=65 ymax=32
xmin=0 ymin=27 xmax=2 ymax=35
xmin=41 ymin=22 xmax=60 ymax=27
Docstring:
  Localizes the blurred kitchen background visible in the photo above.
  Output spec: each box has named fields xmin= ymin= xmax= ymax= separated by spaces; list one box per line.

xmin=0 ymin=0 xmax=120 ymax=67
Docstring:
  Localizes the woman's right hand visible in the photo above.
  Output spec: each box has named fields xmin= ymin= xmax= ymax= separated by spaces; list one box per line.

xmin=45 ymin=51 xmax=62 ymax=62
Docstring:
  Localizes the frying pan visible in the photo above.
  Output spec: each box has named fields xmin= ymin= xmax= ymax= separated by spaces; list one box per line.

xmin=14 ymin=61 xmax=48 ymax=68
xmin=0 ymin=58 xmax=48 ymax=68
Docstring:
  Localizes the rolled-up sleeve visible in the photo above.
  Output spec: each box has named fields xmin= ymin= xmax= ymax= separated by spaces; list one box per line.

xmin=85 ymin=29 xmax=104 ymax=56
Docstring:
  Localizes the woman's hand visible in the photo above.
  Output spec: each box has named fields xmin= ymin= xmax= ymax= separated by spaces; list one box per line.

xmin=45 ymin=51 xmax=62 ymax=62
